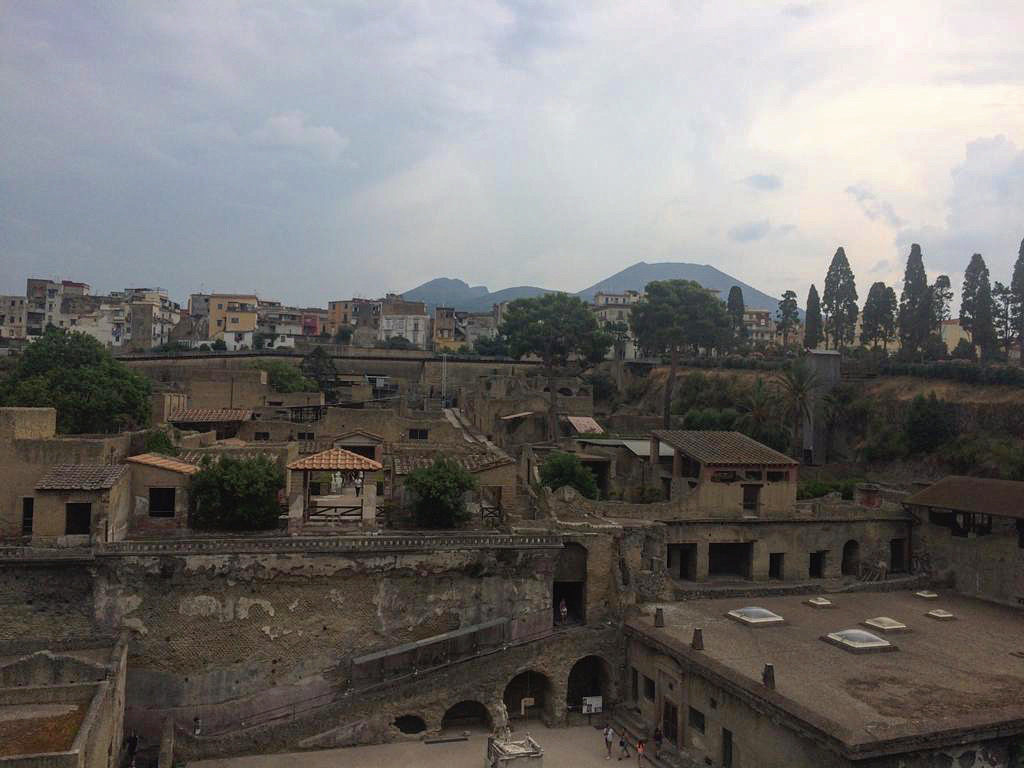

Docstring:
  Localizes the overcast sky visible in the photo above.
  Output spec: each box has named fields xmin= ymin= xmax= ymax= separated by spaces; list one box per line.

xmin=2 ymin=1 xmax=1022 ymax=307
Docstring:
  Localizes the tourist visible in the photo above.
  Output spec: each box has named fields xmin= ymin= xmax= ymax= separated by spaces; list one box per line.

xmin=636 ymin=738 xmax=646 ymax=766
xmin=354 ymin=471 xmax=364 ymax=497
xmin=604 ymin=725 xmax=615 ymax=759
xmin=618 ymin=733 xmax=630 ymax=760
xmin=559 ymin=597 xmax=568 ymax=624
xmin=653 ymin=726 xmax=662 ymax=757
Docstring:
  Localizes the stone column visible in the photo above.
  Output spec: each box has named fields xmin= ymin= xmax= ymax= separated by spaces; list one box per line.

xmin=695 ymin=541 xmax=709 ymax=582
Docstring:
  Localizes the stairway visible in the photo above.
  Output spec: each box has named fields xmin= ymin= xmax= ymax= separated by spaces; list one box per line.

xmin=611 ymin=706 xmax=701 ymax=768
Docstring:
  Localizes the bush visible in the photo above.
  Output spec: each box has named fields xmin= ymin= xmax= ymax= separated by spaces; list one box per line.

xmin=212 ymin=339 xmax=227 ymax=351
xmin=682 ymin=407 xmax=738 ymax=430
xmin=382 ymin=336 xmax=415 ymax=350
xmin=585 ymin=370 xmax=618 ymax=403
xmin=938 ymin=435 xmax=1024 ymax=480
xmin=539 ymin=452 xmax=598 ymax=499
xmin=404 ymin=457 xmax=478 ymax=528
xmin=143 ymin=429 xmax=178 ymax=456
xmin=797 ymin=478 xmax=863 ymax=500
xmin=904 ymin=393 xmax=956 ymax=454
xmin=190 ymin=455 xmax=284 ymax=531
xmin=254 ymin=360 xmax=316 ymax=393
xmin=950 ymin=339 xmax=976 ymax=361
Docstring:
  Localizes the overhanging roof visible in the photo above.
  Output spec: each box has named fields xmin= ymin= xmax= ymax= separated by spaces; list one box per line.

xmin=652 ymin=430 xmax=796 ymax=466
xmin=36 ymin=464 xmax=128 ymax=491
xmin=287 ymin=448 xmax=382 ymax=472
xmin=903 ymin=475 xmax=1024 ymax=519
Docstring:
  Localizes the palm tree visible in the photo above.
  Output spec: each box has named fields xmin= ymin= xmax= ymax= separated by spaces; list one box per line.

xmin=735 ymin=377 xmax=778 ymax=442
xmin=775 ymin=360 xmax=820 ymax=460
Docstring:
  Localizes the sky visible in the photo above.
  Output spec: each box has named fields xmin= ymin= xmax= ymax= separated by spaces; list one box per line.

xmin=2 ymin=1 xmax=1023 ymax=308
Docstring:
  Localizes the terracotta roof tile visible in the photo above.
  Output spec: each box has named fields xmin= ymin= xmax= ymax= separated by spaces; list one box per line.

xmin=903 ymin=475 xmax=1024 ymax=519
xmin=36 ymin=464 xmax=128 ymax=491
xmin=393 ymin=449 xmax=514 ymax=476
xmin=126 ymin=453 xmax=200 ymax=475
xmin=561 ymin=415 xmax=604 ymax=434
xmin=168 ymin=408 xmax=253 ymax=423
xmin=287 ymin=448 xmax=383 ymax=472
xmin=652 ymin=430 xmax=797 ymax=467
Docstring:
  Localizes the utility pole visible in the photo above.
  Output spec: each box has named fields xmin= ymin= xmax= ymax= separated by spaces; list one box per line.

xmin=441 ymin=353 xmax=448 ymax=407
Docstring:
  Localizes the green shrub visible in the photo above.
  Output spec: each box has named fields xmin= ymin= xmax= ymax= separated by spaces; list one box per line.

xmin=143 ymin=429 xmax=178 ymax=456
xmin=254 ymin=360 xmax=316 ymax=393
xmin=404 ymin=457 xmax=478 ymax=528
xmin=539 ymin=452 xmax=598 ymax=499
xmin=904 ymin=393 xmax=956 ymax=454
xmin=190 ymin=455 xmax=284 ymax=531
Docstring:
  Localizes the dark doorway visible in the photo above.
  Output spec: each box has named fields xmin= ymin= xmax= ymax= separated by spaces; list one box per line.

xmin=566 ymin=656 xmax=611 ymax=711
xmin=631 ymin=667 xmax=639 ymax=703
xmin=21 ymin=497 xmax=34 ymax=536
xmin=663 ymin=701 xmax=679 ymax=746
xmin=667 ymin=543 xmax=697 ymax=580
xmin=769 ymin=552 xmax=784 ymax=580
xmin=809 ymin=550 xmax=826 ymax=578
xmin=504 ymin=671 xmax=551 ymax=721
xmin=554 ymin=543 xmax=587 ymax=624
xmin=708 ymin=543 xmax=752 ymax=579
xmin=722 ymin=728 xmax=734 ymax=768
xmin=890 ymin=538 xmax=907 ymax=573
xmin=841 ymin=540 xmax=860 ymax=576
xmin=65 ymin=503 xmax=92 ymax=536
xmin=441 ymin=701 xmax=491 ymax=731
xmin=393 ymin=715 xmax=426 ymax=734
xmin=742 ymin=484 xmax=761 ymax=513
xmin=581 ymin=460 xmax=610 ymax=498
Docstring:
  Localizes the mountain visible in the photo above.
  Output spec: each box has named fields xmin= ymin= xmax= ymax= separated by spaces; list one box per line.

xmin=575 ymin=262 xmax=784 ymax=311
xmin=403 ymin=262 xmax=788 ymax=314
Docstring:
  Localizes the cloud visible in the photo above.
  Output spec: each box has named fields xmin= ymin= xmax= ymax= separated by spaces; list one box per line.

xmin=730 ymin=220 xmax=772 ymax=242
xmin=845 ymin=184 xmax=904 ymax=228
xmin=869 ymin=259 xmax=890 ymax=273
xmin=896 ymin=136 xmax=1024 ymax=277
xmin=249 ymin=111 xmax=348 ymax=163
xmin=744 ymin=173 xmax=783 ymax=191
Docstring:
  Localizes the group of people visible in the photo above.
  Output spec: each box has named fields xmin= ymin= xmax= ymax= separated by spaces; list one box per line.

xmin=602 ymin=724 xmax=663 ymax=763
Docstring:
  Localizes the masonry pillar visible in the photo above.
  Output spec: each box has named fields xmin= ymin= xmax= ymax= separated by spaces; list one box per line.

xmin=750 ymin=540 xmax=769 ymax=582
xmin=695 ymin=541 xmax=709 ymax=582
xmin=361 ymin=485 xmax=378 ymax=529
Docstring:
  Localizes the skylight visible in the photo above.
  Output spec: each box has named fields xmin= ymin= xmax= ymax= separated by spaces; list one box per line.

xmin=804 ymin=597 xmax=834 ymax=608
xmin=915 ymin=590 xmax=939 ymax=600
xmin=726 ymin=607 xmax=784 ymax=626
xmin=823 ymin=629 xmax=897 ymax=654
xmin=863 ymin=616 xmax=909 ymax=633
xmin=926 ymin=609 xmax=955 ymax=621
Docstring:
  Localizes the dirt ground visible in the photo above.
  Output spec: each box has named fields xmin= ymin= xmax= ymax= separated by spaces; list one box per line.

xmin=0 ymin=703 xmax=85 ymax=757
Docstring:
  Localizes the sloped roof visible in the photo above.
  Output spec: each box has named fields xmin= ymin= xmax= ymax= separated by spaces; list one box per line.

xmin=287 ymin=448 xmax=382 ymax=472
xmin=576 ymin=438 xmax=674 ymax=458
xmin=500 ymin=411 xmax=535 ymax=420
xmin=36 ymin=464 xmax=128 ymax=491
xmin=903 ymin=475 xmax=1024 ymax=519
xmin=560 ymin=415 xmax=604 ymax=434
xmin=126 ymin=453 xmax=200 ymax=475
xmin=168 ymin=408 xmax=253 ymax=423
xmin=652 ymin=430 xmax=796 ymax=466
xmin=393 ymin=450 xmax=515 ymax=476
xmin=335 ymin=429 xmax=384 ymax=443
xmin=177 ymin=449 xmax=278 ymax=467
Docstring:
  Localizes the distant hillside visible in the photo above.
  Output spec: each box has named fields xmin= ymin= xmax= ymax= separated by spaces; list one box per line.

xmin=403 ymin=261 xmax=788 ymax=314
xmin=575 ymin=262 xmax=784 ymax=311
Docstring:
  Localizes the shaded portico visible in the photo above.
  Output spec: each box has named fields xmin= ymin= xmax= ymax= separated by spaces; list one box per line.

xmin=287 ymin=448 xmax=383 ymax=532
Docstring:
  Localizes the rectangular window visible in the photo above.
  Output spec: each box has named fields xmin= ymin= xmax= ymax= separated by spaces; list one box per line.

xmin=65 ymin=503 xmax=92 ymax=535
xmin=766 ymin=470 xmax=787 ymax=482
xmin=769 ymin=552 xmax=784 ymax=580
xmin=148 ymin=488 xmax=176 ymax=518
xmin=230 ymin=317 xmax=239 ymax=324
xmin=254 ymin=431 xmax=271 ymax=441
xmin=688 ymin=707 xmax=706 ymax=735
xmin=744 ymin=470 xmax=763 ymax=481
xmin=742 ymin=484 xmax=761 ymax=512
xmin=408 ymin=428 xmax=428 ymax=440
xmin=643 ymin=675 xmax=655 ymax=701
xmin=297 ymin=432 xmax=314 ymax=441
xmin=631 ymin=668 xmax=639 ymax=701
xmin=22 ymin=498 xmax=34 ymax=535
xmin=809 ymin=550 xmax=826 ymax=578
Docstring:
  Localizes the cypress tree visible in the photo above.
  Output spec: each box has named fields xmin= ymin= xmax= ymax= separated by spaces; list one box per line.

xmin=898 ymin=243 xmax=929 ymax=354
xmin=821 ymin=247 xmax=858 ymax=348
xmin=961 ymin=253 xmax=997 ymax=359
xmin=860 ymin=282 xmax=889 ymax=348
xmin=804 ymin=284 xmax=823 ymax=349
xmin=882 ymin=286 xmax=898 ymax=349
xmin=1011 ymin=238 xmax=1024 ymax=357
xmin=726 ymin=286 xmax=746 ymax=340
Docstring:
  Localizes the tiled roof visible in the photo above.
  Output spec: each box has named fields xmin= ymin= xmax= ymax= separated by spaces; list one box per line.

xmin=287 ymin=448 xmax=383 ymax=472
xmin=36 ymin=464 xmax=128 ymax=491
xmin=177 ymin=450 xmax=277 ymax=467
xmin=393 ymin=449 xmax=515 ymax=476
xmin=561 ymin=415 xmax=604 ymax=434
xmin=652 ymin=430 xmax=797 ymax=466
xmin=335 ymin=429 xmax=384 ymax=442
xmin=903 ymin=475 xmax=1024 ymax=519
xmin=168 ymin=408 xmax=253 ymax=423
xmin=126 ymin=453 xmax=200 ymax=475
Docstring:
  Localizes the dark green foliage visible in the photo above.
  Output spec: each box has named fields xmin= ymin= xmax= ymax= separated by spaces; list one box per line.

xmin=382 ymin=335 xmax=415 ymax=350
xmin=727 ymin=286 xmax=746 ymax=339
xmin=776 ymin=290 xmax=799 ymax=347
xmin=879 ymin=359 xmax=1024 ymax=386
xmin=585 ymin=370 xmax=618 ymax=403
xmin=921 ymin=333 xmax=948 ymax=361
xmin=776 ymin=360 xmax=820 ymax=458
xmin=950 ymin=338 xmax=976 ymax=360
xmin=993 ymin=281 xmax=1016 ymax=353
xmin=904 ymin=393 xmax=956 ymax=454
xmin=212 ymin=339 xmax=227 ymax=351
xmin=539 ymin=452 xmax=598 ymax=499
xmin=143 ymin=429 xmax=178 ymax=456
xmin=898 ymin=244 xmax=931 ymax=355
xmin=189 ymin=455 xmax=284 ymax=531
xmin=961 ymin=253 xmax=997 ymax=359
xmin=473 ymin=334 xmax=509 ymax=357
xmin=198 ymin=343 xmax=211 ymax=352
xmin=605 ymin=320 xmax=631 ymax=360
xmin=821 ymin=247 xmax=858 ymax=348
xmin=803 ymin=284 xmax=823 ymax=349
xmin=404 ymin=457 xmax=478 ymax=529
xmin=334 ymin=326 xmax=353 ymax=344
xmin=0 ymin=327 xmax=151 ymax=434
xmin=1011 ymin=238 xmax=1024 ymax=352
xmin=939 ymin=435 xmax=1024 ymax=480
xmin=860 ymin=281 xmax=896 ymax=348
xmin=797 ymin=477 xmax=863 ymax=501
xmin=932 ymin=274 xmax=953 ymax=326
xmin=254 ymin=360 xmax=316 ymax=393
xmin=301 ymin=347 xmax=337 ymax=391
xmin=682 ymin=407 xmax=739 ymax=430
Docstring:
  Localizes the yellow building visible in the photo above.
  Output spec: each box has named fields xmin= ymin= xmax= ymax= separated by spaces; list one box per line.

xmin=941 ymin=318 xmax=970 ymax=353
xmin=208 ymin=294 xmax=258 ymax=340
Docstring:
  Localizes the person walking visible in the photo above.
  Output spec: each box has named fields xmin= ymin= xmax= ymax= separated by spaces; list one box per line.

xmin=559 ymin=597 xmax=568 ymax=624
xmin=354 ymin=471 xmax=364 ymax=497
xmin=618 ymin=733 xmax=630 ymax=760
xmin=604 ymin=725 xmax=615 ymax=759
xmin=653 ymin=726 xmax=663 ymax=758
xmin=636 ymin=739 xmax=646 ymax=766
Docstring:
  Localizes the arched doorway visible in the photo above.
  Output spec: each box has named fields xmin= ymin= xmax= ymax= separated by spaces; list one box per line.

xmin=554 ymin=543 xmax=587 ymax=625
xmin=393 ymin=715 xmax=426 ymax=734
xmin=841 ymin=540 xmax=860 ymax=576
xmin=565 ymin=656 xmax=613 ymax=713
xmin=504 ymin=670 xmax=552 ymax=721
xmin=441 ymin=700 xmax=492 ymax=731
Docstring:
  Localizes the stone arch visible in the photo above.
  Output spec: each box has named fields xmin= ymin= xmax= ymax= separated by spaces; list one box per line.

xmin=554 ymin=542 xmax=588 ymax=625
xmin=841 ymin=539 xmax=860 ymax=576
xmin=392 ymin=714 xmax=427 ymax=735
xmin=565 ymin=655 xmax=614 ymax=712
xmin=441 ymin=700 xmax=492 ymax=731
xmin=558 ymin=387 xmax=574 ymax=397
xmin=503 ymin=670 xmax=553 ymax=723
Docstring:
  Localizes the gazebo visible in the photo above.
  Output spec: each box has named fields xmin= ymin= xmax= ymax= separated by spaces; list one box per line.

xmin=286 ymin=448 xmax=383 ymax=532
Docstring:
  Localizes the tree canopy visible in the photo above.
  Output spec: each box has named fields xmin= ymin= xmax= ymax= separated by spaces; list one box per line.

xmin=301 ymin=347 xmax=337 ymax=392
xmin=726 ymin=286 xmax=746 ymax=340
xmin=539 ymin=452 xmax=598 ymax=499
xmin=776 ymin=290 xmax=799 ymax=347
xmin=803 ymin=284 xmax=823 ymax=349
xmin=472 ymin=334 xmax=509 ymax=357
xmin=254 ymin=360 xmax=316 ymax=393
xmin=898 ymin=243 xmax=931 ymax=355
xmin=821 ymin=247 xmax=858 ymax=348
xmin=502 ymin=293 xmax=610 ymax=368
xmin=1011 ymin=238 xmax=1024 ymax=356
xmin=860 ymin=281 xmax=897 ymax=348
xmin=189 ymin=455 xmax=284 ymax=531
xmin=0 ymin=327 xmax=151 ymax=434
xmin=961 ymin=253 xmax=997 ymax=359
xmin=404 ymin=457 xmax=478 ymax=528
